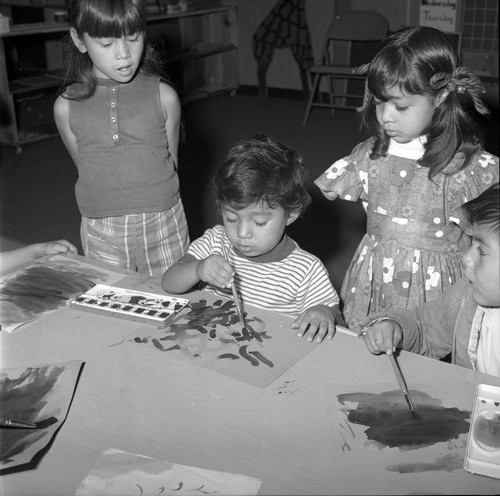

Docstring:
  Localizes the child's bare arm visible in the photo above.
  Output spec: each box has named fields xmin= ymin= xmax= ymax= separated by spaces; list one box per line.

xmin=159 ymin=82 xmax=181 ymax=168
xmin=0 ymin=240 xmax=77 ymax=275
xmin=53 ymin=96 xmax=80 ymax=168
xmin=162 ymin=253 xmax=234 ymax=294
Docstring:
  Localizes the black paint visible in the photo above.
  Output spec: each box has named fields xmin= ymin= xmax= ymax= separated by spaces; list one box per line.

xmin=338 ymin=390 xmax=470 ymax=449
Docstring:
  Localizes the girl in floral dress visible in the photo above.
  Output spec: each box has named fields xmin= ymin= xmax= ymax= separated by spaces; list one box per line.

xmin=314 ymin=26 xmax=499 ymax=330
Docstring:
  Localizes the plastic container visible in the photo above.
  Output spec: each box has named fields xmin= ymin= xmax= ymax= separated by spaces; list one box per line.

xmin=464 ymin=383 xmax=500 ymax=479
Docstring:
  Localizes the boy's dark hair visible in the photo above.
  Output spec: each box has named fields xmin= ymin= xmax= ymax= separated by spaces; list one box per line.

xmin=462 ymin=182 xmax=500 ymax=236
xmin=60 ymin=0 xmax=164 ymax=100
xmin=358 ymin=26 xmax=488 ymax=179
xmin=213 ymin=134 xmax=311 ymax=215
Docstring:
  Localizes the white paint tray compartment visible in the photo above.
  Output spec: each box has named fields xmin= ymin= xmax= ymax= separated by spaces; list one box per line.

xmin=464 ymin=383 xmax=500 ymax=479
xmin=70 ymin=284 xmax=189 ymax=327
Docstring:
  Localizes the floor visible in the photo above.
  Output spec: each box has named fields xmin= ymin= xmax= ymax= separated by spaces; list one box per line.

xmin=1 ymin=91 xmax=497 ymax=292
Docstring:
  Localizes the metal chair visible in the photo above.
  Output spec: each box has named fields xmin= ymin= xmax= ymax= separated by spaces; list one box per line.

xmin=302 ymin=10 xmax=389 ymax=126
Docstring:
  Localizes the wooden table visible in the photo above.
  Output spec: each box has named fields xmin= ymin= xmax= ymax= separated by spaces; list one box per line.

xmin=1 ymin=257 xmax=499 ymax=495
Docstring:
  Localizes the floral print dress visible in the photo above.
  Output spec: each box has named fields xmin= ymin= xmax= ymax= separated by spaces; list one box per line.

xmin=314 ymin=137 xmax=499 ymax=329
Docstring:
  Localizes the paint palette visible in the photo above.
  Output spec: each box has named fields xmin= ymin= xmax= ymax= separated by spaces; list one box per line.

xmin=70 ymin=284 xmax=189 ymax=327
xmin=464 ymin=383 xmax=500 ymax=479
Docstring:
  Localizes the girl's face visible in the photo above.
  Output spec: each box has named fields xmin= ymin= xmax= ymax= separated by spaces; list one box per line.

xmin=221 ymin=201 xmax=298 ymax=258
xmin=71 ymin=29 xmax=144 ymax=82
xmin=374 ymin=85 xmax=438 ymax=143
xmin=461 ymin=225 xmax=500 ymax=308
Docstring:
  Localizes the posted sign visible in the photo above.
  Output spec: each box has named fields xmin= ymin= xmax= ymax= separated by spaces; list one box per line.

xmin=420 ymin=0 xmax=458 ymax=32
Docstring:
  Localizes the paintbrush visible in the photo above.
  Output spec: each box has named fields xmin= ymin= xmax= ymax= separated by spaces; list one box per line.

xmin=388 ymin=354 xmax=420 ymax=420
xmin=0 ymin=416 xmax=58 ymax=429
xmin=231 ymin=281 xmax=246 ymax=328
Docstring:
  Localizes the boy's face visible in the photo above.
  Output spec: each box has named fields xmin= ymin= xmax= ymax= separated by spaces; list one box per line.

xmin=461 ymin=225 xmax=500 ymax=307
xmin=221 ymin=201 xmax=298 ymax=258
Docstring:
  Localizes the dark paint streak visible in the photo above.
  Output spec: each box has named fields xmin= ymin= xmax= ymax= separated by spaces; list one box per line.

xmin=338 ymin=390 xmax=470 ymax=450
xmin=239 ymin=345 xmax=259 ymax=366
xmin=132 ymin=299 xmax=275 ymax=368
xmin=249 ymin=350 xmax=274 ymax=368
xmin=217 ymin=354 xmax=240 ymax=360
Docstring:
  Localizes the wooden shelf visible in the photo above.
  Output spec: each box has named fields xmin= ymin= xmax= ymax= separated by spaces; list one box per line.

xmin=0 ymin=4 xmax=238 ymax=149
xmin=166 ymin=42 xmax=237 ymax=62
xmin=180 ymin=83 xmax=237 ymax=104
xmin=9 ymin=72 xmax=63 ymax=95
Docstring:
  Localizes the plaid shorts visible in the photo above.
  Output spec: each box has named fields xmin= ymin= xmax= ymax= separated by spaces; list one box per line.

xmin=81 ymin=200 xmax=189 ymax=279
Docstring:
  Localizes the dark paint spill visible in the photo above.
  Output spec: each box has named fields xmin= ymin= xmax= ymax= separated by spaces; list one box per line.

xmin=338 ymin=390 xmax=470 ymax=450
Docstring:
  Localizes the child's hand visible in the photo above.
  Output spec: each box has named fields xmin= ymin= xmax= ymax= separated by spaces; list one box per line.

xmin=292 ymin=304 xmax=336 ymax=343
xmin=41 ymin=240 xmax=78 ymax=257
xmin=196 ymin=255 xmax=234 ymax=289
xmin=358 ymin=316 xmax=403 ymax=355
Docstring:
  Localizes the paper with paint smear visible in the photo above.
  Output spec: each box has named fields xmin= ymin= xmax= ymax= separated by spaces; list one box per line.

xmin=75 ymin=448 xmax=262 ymax=496
xmin=123 ymin=291 xmax=320 ymax=388
xmin=0 ymin=254 xmax=126 ymax=332
xmin=332 ymin=383 xmax=473 ymax=482
xmin=0 ymin=360 xmax=83 ymax=470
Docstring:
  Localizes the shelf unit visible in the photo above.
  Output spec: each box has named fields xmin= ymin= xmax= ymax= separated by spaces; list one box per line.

xmin=0 ymin=4 xmax=238 ymax=150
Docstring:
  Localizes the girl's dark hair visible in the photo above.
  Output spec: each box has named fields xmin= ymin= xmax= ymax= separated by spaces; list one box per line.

xmin=462 ymin=182 xmax=500 ymax=236
xmin=60 ymin=0 xmax=163 ymax=99
xmin=213 ymin=134 xmax=311 ymax=215
xmin=358 ymin=26 xmax=489 ymax=178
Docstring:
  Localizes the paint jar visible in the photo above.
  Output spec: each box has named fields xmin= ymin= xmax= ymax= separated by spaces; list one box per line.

xmin=464 ymin=384 xmax=500 ymax=479
xmin=54 ymin=10 xmax=68 ymax=23
xmin=472 ymin=410 xmax=500 ymax=451
xmin=0 ymin=13 xmax=10 ymax=33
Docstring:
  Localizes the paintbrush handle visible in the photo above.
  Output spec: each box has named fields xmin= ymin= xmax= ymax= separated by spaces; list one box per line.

xmin=388 ymin=354 xmax=415 ymax=411
xmin=0 ymin=417 xmax=37 ymax=428
xmin=231 ymin=281 xmax=245 ymax=326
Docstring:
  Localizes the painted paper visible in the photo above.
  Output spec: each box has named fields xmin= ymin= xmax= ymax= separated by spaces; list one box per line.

xmin=124 ymin=292 xmax=318 ymax=388
xmin=0 ymin=254 xmax=125 ymax=332
xmin=334 ymin=385 xmax=472 ymax=476
xmin=0 ymin=360 xmax=83 ymax=471
xmin=75 ymin=449 xmax=262 ymax=496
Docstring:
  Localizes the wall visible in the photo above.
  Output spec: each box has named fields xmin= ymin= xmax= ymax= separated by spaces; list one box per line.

xmin=224 ymin=0 xmax=498 ymax=92
xmin=221 ymin=0 xmax=335 ymax=91
xmin=222 ymin=0 xmax=414 ymax=91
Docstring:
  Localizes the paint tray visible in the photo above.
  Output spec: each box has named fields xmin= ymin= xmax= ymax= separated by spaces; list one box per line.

xmin=70 ymin=284 xmax=189 ymax=327
xmin=463 ymin=383 xmax=500 ymax=479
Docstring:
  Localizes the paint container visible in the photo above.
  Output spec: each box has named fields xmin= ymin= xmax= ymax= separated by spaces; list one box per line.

xmin=464 ymin=383 xmax=500 ymax=479
xmin=70 ymin=284 xmax=189 ymax=327
xmin=54 ymin=10 xmax=68 ymax=22
xmin=0 ymin=14 xmax=10 ymax=33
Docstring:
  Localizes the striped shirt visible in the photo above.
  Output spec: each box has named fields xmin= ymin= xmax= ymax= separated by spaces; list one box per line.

xmin=188 ymin=225 xmax=339 ymax=316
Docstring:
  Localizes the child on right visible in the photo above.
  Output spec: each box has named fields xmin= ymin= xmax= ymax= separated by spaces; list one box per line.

xmin=162 ymin=134 xmax=341 ymax=343
xmin=314 ymin=26 xmax=499 ymax=330
xmin=361 ymin=182 xmax=500 ymax=377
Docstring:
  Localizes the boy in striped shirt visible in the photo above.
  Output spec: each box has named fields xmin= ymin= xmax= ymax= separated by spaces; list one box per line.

xmin=162 ymin=135 xmax=341 ymax=343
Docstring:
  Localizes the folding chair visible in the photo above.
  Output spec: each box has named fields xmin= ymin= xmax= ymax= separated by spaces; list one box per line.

xmin=302 ymin=10 xmax=389 ymax=126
